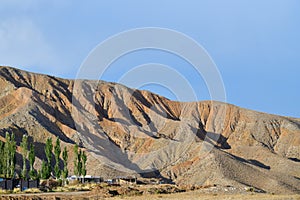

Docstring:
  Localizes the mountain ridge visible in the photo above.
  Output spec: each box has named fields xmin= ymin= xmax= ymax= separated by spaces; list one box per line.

xmin=1 ymin=65 xmax=297 ymax=118
xmin=0 ymin=66 xmax=299 ymax=194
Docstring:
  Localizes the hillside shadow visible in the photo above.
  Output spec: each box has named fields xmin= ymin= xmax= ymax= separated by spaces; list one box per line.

xmin=33 ymin=141 xmax=64 ymax=171
xmin=77 ymin=122 xmax=144 ymax=171
xmin=29 ymin=108 xmax=73 ymax=144
xmin=0 ymin=125 xmax=31 ymax=146
xmin=190 ymin=125 xmax=231 ymax=149
xmin=248 ymin=159 xmax=271 ymax=170
xmin=15 ymin=151 xmax=23 ymax=175
xmin=30 ymin=88 xmax=76 ymax=139
xmin=132 ymin=90 xmax=180 ymax=121
xmin=139 ymin=169 xmax=175 ymax=184
xmin=0 ymin=68 xmax=33 ymax=90
xmin=207 ymin=132 xmax=231 ymax=149
xmin=50 ymin=77 xmax=72 ymax=102
xmin=228 ymin=153 xmax=271 ymax=170
xmin=76 ymin=121 xmax=173 ymax=181
xmin=188 ymin=125 xmax=271 ymax=170
xmin=289 ymin=157 xmax=300 ymax=162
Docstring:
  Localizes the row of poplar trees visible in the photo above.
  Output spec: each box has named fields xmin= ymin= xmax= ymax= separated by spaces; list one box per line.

xmin=0 ymin=132 xmax=87 ymax=180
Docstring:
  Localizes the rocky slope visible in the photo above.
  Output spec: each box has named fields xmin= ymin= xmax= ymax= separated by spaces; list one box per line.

xmin=0 ymin=66 xmax=299 ymax=194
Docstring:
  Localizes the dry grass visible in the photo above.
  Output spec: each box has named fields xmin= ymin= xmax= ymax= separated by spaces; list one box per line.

xmin=23 ymin=188 xmax=42 ymax=193
xmin=53 ymin=182 xmax=97 ymax=192
xmin=0 ymin=189 xmax=11 ymax=194
xmin=12 ymin=188 xmax=20 ymax=193
xmin=0 ymin=182 xmax=96 ymax=195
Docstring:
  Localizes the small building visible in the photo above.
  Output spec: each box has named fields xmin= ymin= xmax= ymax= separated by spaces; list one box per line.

xmin=112 ymin=176 xmax=137 ymax=185
xmin=67 ymin=175 xmax=103 ymax=184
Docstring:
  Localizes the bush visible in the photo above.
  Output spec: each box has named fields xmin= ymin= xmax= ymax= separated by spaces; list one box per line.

xmin=68 ymin=179 xmax=80 ymax=186
xmin=57 ymin=179 xmax=63 ymax=187
xmin=40 ymin=179 xmax=60 ymax=190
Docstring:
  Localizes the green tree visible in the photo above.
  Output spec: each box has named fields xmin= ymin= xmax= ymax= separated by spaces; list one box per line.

xmin=73 ymin=144 xmax=79 ymax=176
xmin=28 ymin=144 xmax=36 ymax=180
xmin=81 ymin=151 xmax=87 ymax=177
xmin=3 ymin=133 xmax=10 ymax=177
xmin=20 ymin=135 xmax=28 ymax=179
xmin=78 ymin=150 xmax=82 ymax=176
xmin=45 ymin=137 xmax=53 ymax=178
xmin=10 ymin=133 xmax=16 ymax=178
xmin=73 ymin=144 xmax=88 ymax=177
xmin=62 ymin=146 xmax=68 ymax=179
xmin=40 ymin=160 xmax=49 ymax=179
xmin=0 ymin=141 xmax=4 ymax=176
xmin=4 ymin=132 xmax=16 ymax=178
xmin=54 ymin=137 xmax=61 ymax=178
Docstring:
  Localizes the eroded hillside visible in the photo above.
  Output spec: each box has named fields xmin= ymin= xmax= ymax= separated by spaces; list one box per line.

xmin=0 ymin=66 xmax=299 ymax=194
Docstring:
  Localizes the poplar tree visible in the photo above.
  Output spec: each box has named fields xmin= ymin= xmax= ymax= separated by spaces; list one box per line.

xmin=20 ymin=135 xmax=28 ymax=179
xmin=40 ymin=160 xmax=49 ymax=179
xmin=62 ymin=146 xmax=68 ymax=179
xmin=44 ymin=137 xmax=53 ymax=178
xmin=4 ymin=132 xmax=16 ymax=178
xmin=54 ymin=137 xmax=61 ymax=178
xmin=73 ymin=145 xmax=87 ymax=177
xmin=73 ymin=144 xmax=79 ymax=176
xmin=81 ymin=151 xmax=87 ymax=177
xmin=3 ymin=133 xmax=10 ymax=177
xmin=28 ymin=144 xmax=36 ymax=179
xmin=78 ymin=150 xmax=82 ymax=176
xmin=0 ymin=141 xmax=4 ymax=176
xmin=9 ymin=133 xmax=16 ymax=178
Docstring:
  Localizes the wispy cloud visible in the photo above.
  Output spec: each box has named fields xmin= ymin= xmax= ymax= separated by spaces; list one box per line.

xmin=0 ymin=18 xmax=61 ymax=73
xmin=0 ymin=0 xmax=69 ymax=11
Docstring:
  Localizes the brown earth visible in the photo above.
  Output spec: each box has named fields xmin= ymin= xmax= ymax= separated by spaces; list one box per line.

xmin=2 ymin=194 xmax=300 ymax=200
xmin=0 ymin=66 xmax=299 ymax=194
xmin=1 ymin=185 xmax=300 ymax=200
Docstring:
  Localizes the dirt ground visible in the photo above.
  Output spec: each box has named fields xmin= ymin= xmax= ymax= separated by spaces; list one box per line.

xmin=1 ymin=185 xmax=300 ymax=200
xmin=110 ymin=192 xmax=300 ymax=200
xmin=1 ymin=191 xmax=300 ymax=200
xmin=1 ymin=183 xmax=299 ymax=200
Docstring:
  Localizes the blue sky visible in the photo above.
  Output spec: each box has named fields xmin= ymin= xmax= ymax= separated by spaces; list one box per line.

xmin=0 ymin=0 xmax=299 ymax=117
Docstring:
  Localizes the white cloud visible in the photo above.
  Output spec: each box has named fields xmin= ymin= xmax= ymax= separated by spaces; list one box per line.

xmin=0 ymin=18 xmax=61 ymax=73
xmin=0 ymin=0 xmax=40 ymax=12
xmin=0 ymin=0 xmax=69 ymax=11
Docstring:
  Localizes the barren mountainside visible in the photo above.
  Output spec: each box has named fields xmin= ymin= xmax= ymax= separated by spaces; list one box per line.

xmin=0 ymin=66 xmax=299 ymax=194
